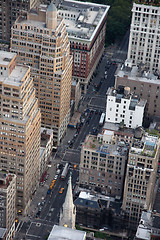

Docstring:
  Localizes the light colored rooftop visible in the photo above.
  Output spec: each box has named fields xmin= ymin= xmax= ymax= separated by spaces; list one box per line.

xmin=107 ymin=87 xmax=146 ymax=109
xmin=48 ymin=225 xmax=86 ymax=240
xmin=17 ymin=17 xmax=61 ymax=30
xmin=0 ymin=51 xmax=16 ymax=66
xmin=116 ymin=64 xmax=160 ymax=85
xmin=18 ymin=0 xmax=109 ymax=42
xmin=0 ymin=65 xmax=29 ymax=87
xmin=79 ymin=191 xmax=115 ymax=202
xmin=41 ymin=127 xmax=53 ymax=136
xmin=104 ymin=130 xmax=114 ymax=136
xmin=57 ymin=0 xmax=110 ymax=41
xmin=83 ymin=134 xmax=128 ymax=156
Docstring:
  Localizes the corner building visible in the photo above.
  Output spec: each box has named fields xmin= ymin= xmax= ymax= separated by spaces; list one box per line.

xmin=0 ymin=0 xmax=41 ymax=42
xmin=0 ymin=51 xmax=41 ymax=213
xmin=42 ymin=0 xmax=110 ymax=94
xmin=11 ymin=3 xmax=72 ymax=147
xmin=122 ymin=134 xmax=160 ymax=228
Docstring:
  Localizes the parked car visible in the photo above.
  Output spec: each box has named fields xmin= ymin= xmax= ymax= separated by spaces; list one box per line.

xmin=54 ymin=175 xmax=58 ymax=180
xmin=56 ymin=169 xmax=60 ymax=175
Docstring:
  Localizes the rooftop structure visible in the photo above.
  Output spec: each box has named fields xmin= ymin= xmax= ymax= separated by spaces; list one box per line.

xmin=106 ymin=86 xmax=146 ymax=129
xmin=48 ymin=225 xmax=86 ymax=240
xmin=56 ymin=0 xmax=109 ymax=41
xmin=130 ymin=134 xmax=159 ymax=157
xmin=115 ymin=62 xmax=160 ymax=118
xmin=135 ymin=210 xmax=160 ymax=240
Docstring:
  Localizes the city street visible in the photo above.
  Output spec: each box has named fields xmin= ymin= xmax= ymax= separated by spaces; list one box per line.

xmin=14 ymin=32 xmax=129 ymax=239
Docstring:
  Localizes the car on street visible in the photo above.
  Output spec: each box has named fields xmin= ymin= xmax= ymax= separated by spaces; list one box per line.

xmin=59 ymin=187 xmax=64 ymax=194
xmin=54 ymin=175 xmax=58 ymax=180
xmin=56 ymin=169 xmax=60 ymax=175
xmin=73 ymin=164 xmax=77 ymax=169
xmin=47 ymin=189 xmax=51 ymax=194
xmin=41 ymin=200 xmax=46 ymax=205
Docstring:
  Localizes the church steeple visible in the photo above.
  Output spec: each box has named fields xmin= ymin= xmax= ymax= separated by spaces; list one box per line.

xmin=59 ymin=175 xmax=76 ymax=229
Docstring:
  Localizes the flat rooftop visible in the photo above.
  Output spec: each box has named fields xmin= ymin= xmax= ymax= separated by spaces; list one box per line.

xmin=57 ymin=0 xmax=110 ymax=41
xmin=116 ymin=64 xmax=160 ymax=85
xmin=83 ymin=134 xmax=128 ymax=156
xmin=18 ymin=0 xmax=109 ymax=42
xmin=103 ymin=122 xmax=135 ymax=136
xmin=0 ymin=65 xmax=29 ymax=87
xmin=48 ymin=225 xmax=86 ymax=240
xmin=41 ymin=128 xmax=53 ymax=147
xmin=17 ymin=16 xmax=61 ymax=32
xmin=0 ymin=51 xmax=16 ymax=66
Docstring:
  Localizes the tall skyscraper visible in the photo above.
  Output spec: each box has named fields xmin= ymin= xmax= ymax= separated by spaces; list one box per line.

xmin=11 ymin=2 xmax=72 ymax=147
xmin=0 ymin=0 xmax=41 ymax=42
xmin=127 ymin=2 xmax=160 ymax=74
xmin=122 ymin=134 xmax=160 ymax=227
xmin=0 ymin=51 xmax=41 ymax=213
xmin=0 ymin=172 xmax=16 ymax=240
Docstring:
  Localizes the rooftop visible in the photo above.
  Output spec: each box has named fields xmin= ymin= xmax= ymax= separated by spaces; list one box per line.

xmin=0 ymin=172 xmax=15 ymax=189
xmin=17 ymin=16 xmax=61 ymax=30
xmin=0 ymin=51 xmax=16 ymax=66
xmin=135 ymin=210 xmax=160 ymax=240
xmin=48 ymin=225 xmax=86 ymax=240
xmin=24 ymin=0 xmax=109 ymax=42
xmin=0 ymin=65 xmax=29 ymax=87
xmin=57 ymin=0 xmax=109 ymax=41
xmin=74 ymin=191 xmax=122 ymax=214
xmin=130 ymin=134 xmax=159 ymax=157
xmin=116 ymin=62 xmax=160 ymax=84
xmin=41 ymin=127 xmax=53 ymax=147
xmin=103 ymin=122 xmax=135 ymax=137
xmin=107 ymin=86 xmax=146 ymax=109
xmin=83 ymin=134 xmax=128 ymax=156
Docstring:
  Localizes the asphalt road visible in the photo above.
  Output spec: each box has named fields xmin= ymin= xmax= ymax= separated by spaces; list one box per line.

xmin=14 ymin=31 xmax=129 ymax=240
xmin=15 ymin=167 xmax=79 ymax=239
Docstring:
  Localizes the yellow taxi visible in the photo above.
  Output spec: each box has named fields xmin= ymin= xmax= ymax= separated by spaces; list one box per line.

xmin=73 ymin=164 xmax=77 ymax=169
xmin=59 ymin=187 xmax=64 ymax=194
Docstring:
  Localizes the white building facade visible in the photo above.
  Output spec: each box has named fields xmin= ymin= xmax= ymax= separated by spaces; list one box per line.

xmin=106 ymin=87 xmax=146 ymax=129
xmin=127 ymin=2 xmax=160 ymax=73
